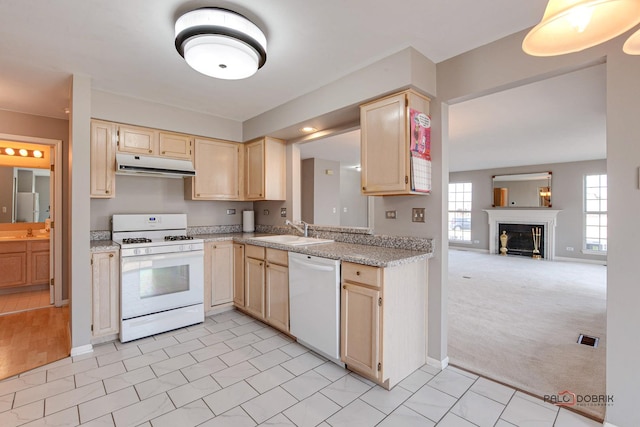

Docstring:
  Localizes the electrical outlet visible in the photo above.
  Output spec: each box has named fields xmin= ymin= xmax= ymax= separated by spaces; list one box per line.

xmin=263 ymin=209 xmax=270 ymax=216
xmin=343 ymin=207 xmax=348 ymax=212
xmin=566 ymin=246 xmax=574 ymax=252
xmin=385 ymin=210 xmax=397 ymax=219
xmin=332 ymin=207 xmax=337 ymax=213
xmin=473 ymin=240 xmax=480 ymax=244
xmin=412 ymin=208 xmax=425 ymax=223
xmin=280 ymin=207 xmax=287 ymax=217
xmin=226 ymin=209 xmax=236 ymax=215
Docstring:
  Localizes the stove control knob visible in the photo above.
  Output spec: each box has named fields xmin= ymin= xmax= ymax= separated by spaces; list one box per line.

xmin=145 ymin=248 xmax=151 ymax=254
xmin=187 ymin=244 xmax=192 ymax=251
xmin=179 ymin=245 xmax=184 ymax=251
xmin=134 ymin=249 xmax=140 ymax=255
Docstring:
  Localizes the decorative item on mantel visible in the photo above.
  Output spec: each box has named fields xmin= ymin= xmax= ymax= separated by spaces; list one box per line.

xmin=532 ymin=227 xmax=542 ymax=259
xmin=499 ymin=230 xmax=508 ymax=256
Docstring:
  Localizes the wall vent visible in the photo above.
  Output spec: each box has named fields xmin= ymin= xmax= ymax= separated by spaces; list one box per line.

xmin=577 ymin=334 xmax=599 ymax=348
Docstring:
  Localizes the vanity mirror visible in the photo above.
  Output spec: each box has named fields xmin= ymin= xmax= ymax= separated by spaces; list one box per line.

xmin=0 ymin=167 xmax=51 ymax=223
xmin=492 ymin=171 xmax=552 ymax=208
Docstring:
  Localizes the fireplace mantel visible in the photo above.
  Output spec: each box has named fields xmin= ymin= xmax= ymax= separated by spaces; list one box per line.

xmin=483 ymin=209 xmax=562 ymax=259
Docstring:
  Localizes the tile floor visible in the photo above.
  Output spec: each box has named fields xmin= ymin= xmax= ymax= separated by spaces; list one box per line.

xmin=0 ymin=309 xmax=603 ymax=427
xmin=0 ymin=289 xmax=51 ymax=315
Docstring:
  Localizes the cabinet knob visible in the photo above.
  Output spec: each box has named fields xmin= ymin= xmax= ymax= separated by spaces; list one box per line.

xmin=362 ymin=186 xmax=366 ymax=191
xmin=343 ymin=285 xmax=346 ymax=289
xmin=356 ymin=271 xmax=361 ymax=276
xmin=109 ymin=254 xmax=114 ymax=258
xmin=105 ymin=190 xmax=110 ymax=194
xmin=148 ymin=149 xmax=152 ymax=153
xmin=162 ymin=151 xmax=166 ymax=154
xmin=197 ymin=194 xmax=201 ymax=197
xmin=213 ymin=245 xmax=217 ymax=249
xmin=259 ymin=262 xmax=263 ymax=266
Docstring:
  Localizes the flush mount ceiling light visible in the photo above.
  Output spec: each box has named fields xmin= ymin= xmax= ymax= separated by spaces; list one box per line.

xmin=523 ymin=0 xmax=640 ymax=56
xmin=175 ymin=7 xmax=267 ymax=80
xmin=623 ymin=27 xmax=640 ymax=53
xmin=299 ymin=126 xmax=318 ymax=133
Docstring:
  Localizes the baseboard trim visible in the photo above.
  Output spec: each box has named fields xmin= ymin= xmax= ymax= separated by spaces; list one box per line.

xmin=449 ymin=247 xmax=490 ymax=254
xmin=427 ymin=356 xmax=449 ymax=370
xmin=555 ymin=256 xmax=607 ymax=265
xmin=70 ymin=344 xmax=93 ymax=357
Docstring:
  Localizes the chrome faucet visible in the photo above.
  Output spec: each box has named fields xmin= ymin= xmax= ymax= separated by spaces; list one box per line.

xmin=285 ymin=220 xmax=309 ymax=237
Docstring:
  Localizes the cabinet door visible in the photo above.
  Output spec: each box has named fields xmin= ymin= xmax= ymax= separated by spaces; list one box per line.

xmin=0 ymin=252 xmax=27 ymax=288
xmin=244 ymin=139 xmax=265 ymax=200
xmin=159 ymin=132 xmax=192 ymax=160
xmin=90 ymin=120 xmax=116 ymax=198
xmin=244 ymin=257 xmax=265 ymax=318
xmin=233 ymin=244 xmax=245 ymax=307
xmin=208 ymin=242 xmax=234 ymax=308
xmin=341 ymin=282 xmax=381 ymax=380
xmin=91 ymin=251 xmax=120 ymax=338
xmin=31 ymin=250 xmax=50 ymax=285
xmin=186 ymin=138 xmax=240 ymax=200
xmin=265 ymin=262 xmax=289 ymax=332
xmin=360 ymin=92 xmax=408 ymax=194
xmin=118 ymin=124 xmax=157 ymax=155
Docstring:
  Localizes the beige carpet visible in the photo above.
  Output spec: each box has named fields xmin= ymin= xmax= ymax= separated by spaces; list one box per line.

xmin=448 ymin=249 xmax=607 ymax=420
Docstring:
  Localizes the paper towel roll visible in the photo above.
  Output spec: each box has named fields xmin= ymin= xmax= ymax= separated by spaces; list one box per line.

xmin=243 ymin=210 xmax=255 ymax=232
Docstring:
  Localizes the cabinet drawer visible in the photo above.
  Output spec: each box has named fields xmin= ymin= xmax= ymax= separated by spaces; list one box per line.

xmin=30 ymin=241 xmax=50 ymax=252
xmin=342 ymin=262 xmax=381 ymax=287
xmin=245 ymin=244 xmax=265 ymax=260
xmin=0 ymin=242 xmax=28 ymax=254
xmin=266 ymin=248 xmax=288 ymax=266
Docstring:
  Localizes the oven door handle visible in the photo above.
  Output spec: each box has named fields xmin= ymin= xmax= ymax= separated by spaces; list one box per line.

xmin=121 ymin=250 xmax=204 ymax=263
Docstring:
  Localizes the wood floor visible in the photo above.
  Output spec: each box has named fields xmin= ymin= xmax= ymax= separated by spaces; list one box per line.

xmin=0 ymin=289 xmax=51 ymax=315
xmin=0 ymin=306 xmax=70 ymax=380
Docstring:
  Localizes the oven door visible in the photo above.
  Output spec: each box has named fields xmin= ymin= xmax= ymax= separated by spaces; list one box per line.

xmin=121 ymin=250 xmax=204 ymax=320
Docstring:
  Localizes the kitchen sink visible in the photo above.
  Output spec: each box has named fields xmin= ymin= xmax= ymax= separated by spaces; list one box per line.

xmin=252 ymin=235 xmax=333 ymax=246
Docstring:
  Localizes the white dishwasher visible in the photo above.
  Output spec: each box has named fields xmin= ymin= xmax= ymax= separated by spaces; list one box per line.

xmin=288 ymin=252 xmax=343 ymax=365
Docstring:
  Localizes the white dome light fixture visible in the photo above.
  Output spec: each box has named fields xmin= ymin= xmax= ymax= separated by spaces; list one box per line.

xmin=175 ymin=7 xmax=267 ymax=80
xmin=523 ymin=0 xmax=640 ymax=56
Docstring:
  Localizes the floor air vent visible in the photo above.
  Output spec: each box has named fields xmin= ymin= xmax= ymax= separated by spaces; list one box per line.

xmin=577 ymin=334 xmax=599 ymax=348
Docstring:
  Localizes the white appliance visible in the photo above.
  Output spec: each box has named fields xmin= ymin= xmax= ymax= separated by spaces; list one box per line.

xmin=116 ymin=153 xmax=196 ymax=178
xmin=288 ymin=252 xmax=342 ymax=365
xmin=16 ymin=192 xmax=39 ymax=222
xmin=112 ymin=214 xmax=204 ymax=342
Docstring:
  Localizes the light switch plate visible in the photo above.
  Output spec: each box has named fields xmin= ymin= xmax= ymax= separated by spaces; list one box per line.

xmin=280 ymin=208 xmax=287 ymax=217
xmin=263 ymin=209 xmax=270 ymax=216
xmin=412 ymin=208 xmax=425 ymax=222
xmin=226 ymin=209 xmax=236 ymax=215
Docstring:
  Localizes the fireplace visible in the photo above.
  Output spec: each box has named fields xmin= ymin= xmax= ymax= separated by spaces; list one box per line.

xmin=498 ymin=223 xmax=545 ymax=258
xmin=484 ymin=209 xmax=561 ymax=260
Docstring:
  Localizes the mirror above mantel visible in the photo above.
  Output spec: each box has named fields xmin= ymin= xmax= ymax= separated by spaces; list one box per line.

xmin=492 ymin=171 xmax=552 ymax=208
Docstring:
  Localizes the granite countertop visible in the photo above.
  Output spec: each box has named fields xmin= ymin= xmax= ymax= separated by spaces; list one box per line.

xmin=197 ymin=233 xmax=432 ymax=267
xmin=89 ymin=233 xmax=432 ymax=267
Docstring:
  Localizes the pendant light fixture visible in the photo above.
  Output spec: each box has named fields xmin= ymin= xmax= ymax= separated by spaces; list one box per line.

xmin=175 ymin=8 xmax=267 ymax=80
xmin=523 ymin=0 xmax=640 ymax=56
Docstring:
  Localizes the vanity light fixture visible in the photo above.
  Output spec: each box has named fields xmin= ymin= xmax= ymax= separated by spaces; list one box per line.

xmin=0 ymin=146 xmax=43 ymax=158
xmin=523 ymin=0 xmax=640 ymax=56
xmin=175 ymin=7 xmax=267 ymax=80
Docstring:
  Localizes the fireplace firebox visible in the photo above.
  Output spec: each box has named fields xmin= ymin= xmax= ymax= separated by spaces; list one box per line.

xmin=498 ymin=223 xmax=545 ymax=258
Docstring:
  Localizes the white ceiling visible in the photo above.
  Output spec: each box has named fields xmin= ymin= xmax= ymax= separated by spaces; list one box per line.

xmin=0 ymin=1 xmax=607 ymax=171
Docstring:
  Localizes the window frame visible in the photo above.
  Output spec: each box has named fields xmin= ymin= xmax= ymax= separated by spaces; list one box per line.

xmin=583 ymin=174 xmax=607 ymax=254
xmin=448 ymin=182 xmax=473 ymax=243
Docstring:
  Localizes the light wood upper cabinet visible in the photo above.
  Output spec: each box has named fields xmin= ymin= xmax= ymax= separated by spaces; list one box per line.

xmin=244 ymin=137 xmax=286 ymax=201
xmin=117 ymin=124 xmax=157 ymax=155
xmin=90 ymin=119 xmax=116 ymax=198
xmin=233 ymin=243 xmax=245 ymax=307
xmin=185 ymin=138 xmax=240 ymax=200
xmin=204 ymin=241 xmax=234 ymax=312
xmin=91 ymin=250 xmax=120 ymax=339
xmin=158 ymin=132 xmax=193 ymax=160
xmin=117 ymin=124 xmax=192 ymax=160
xmin=360 ymin=89 xmax=430 ymax=195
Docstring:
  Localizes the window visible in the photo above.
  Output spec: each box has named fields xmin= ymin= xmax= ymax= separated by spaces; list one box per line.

xmin=585 ymin=174 xmax=607 ymax=253
xmin=448 ymin=182 xmax=472 ymax=242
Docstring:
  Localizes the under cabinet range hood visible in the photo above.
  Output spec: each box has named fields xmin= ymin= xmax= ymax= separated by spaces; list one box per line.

xmin=116 ymin=153 xmax=196 ymax=178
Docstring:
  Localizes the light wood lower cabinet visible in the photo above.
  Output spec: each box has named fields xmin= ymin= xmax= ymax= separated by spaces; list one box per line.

xmin=204 ymin=242 xmax=234 ymax=312
xmin=241 ymin=244 xmax=289 ymax=333
xmin=233 ymin=244 xmax=245 ymax=306
xmin=91 ymin=250 xmax=120 ymax=339
xmin=30 ymin=241 xmax=50 ymax=285
xmin=341 ymin=260 xmax=428 ymax=389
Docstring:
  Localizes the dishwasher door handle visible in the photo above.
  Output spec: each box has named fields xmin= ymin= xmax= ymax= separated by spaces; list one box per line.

xmin=289 ymin=256 xmax=336 ymax=272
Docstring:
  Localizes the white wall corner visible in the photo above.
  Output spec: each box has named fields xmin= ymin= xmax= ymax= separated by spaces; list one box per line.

xmin=70 ymin=344 xmax=93 ymax=357
xmin=427 ymin=356 xmax=449 ymax=370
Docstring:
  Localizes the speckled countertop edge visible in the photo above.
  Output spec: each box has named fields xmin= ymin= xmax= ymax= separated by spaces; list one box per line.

xmin=90 ymin=230 xmax=434 ymax=267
